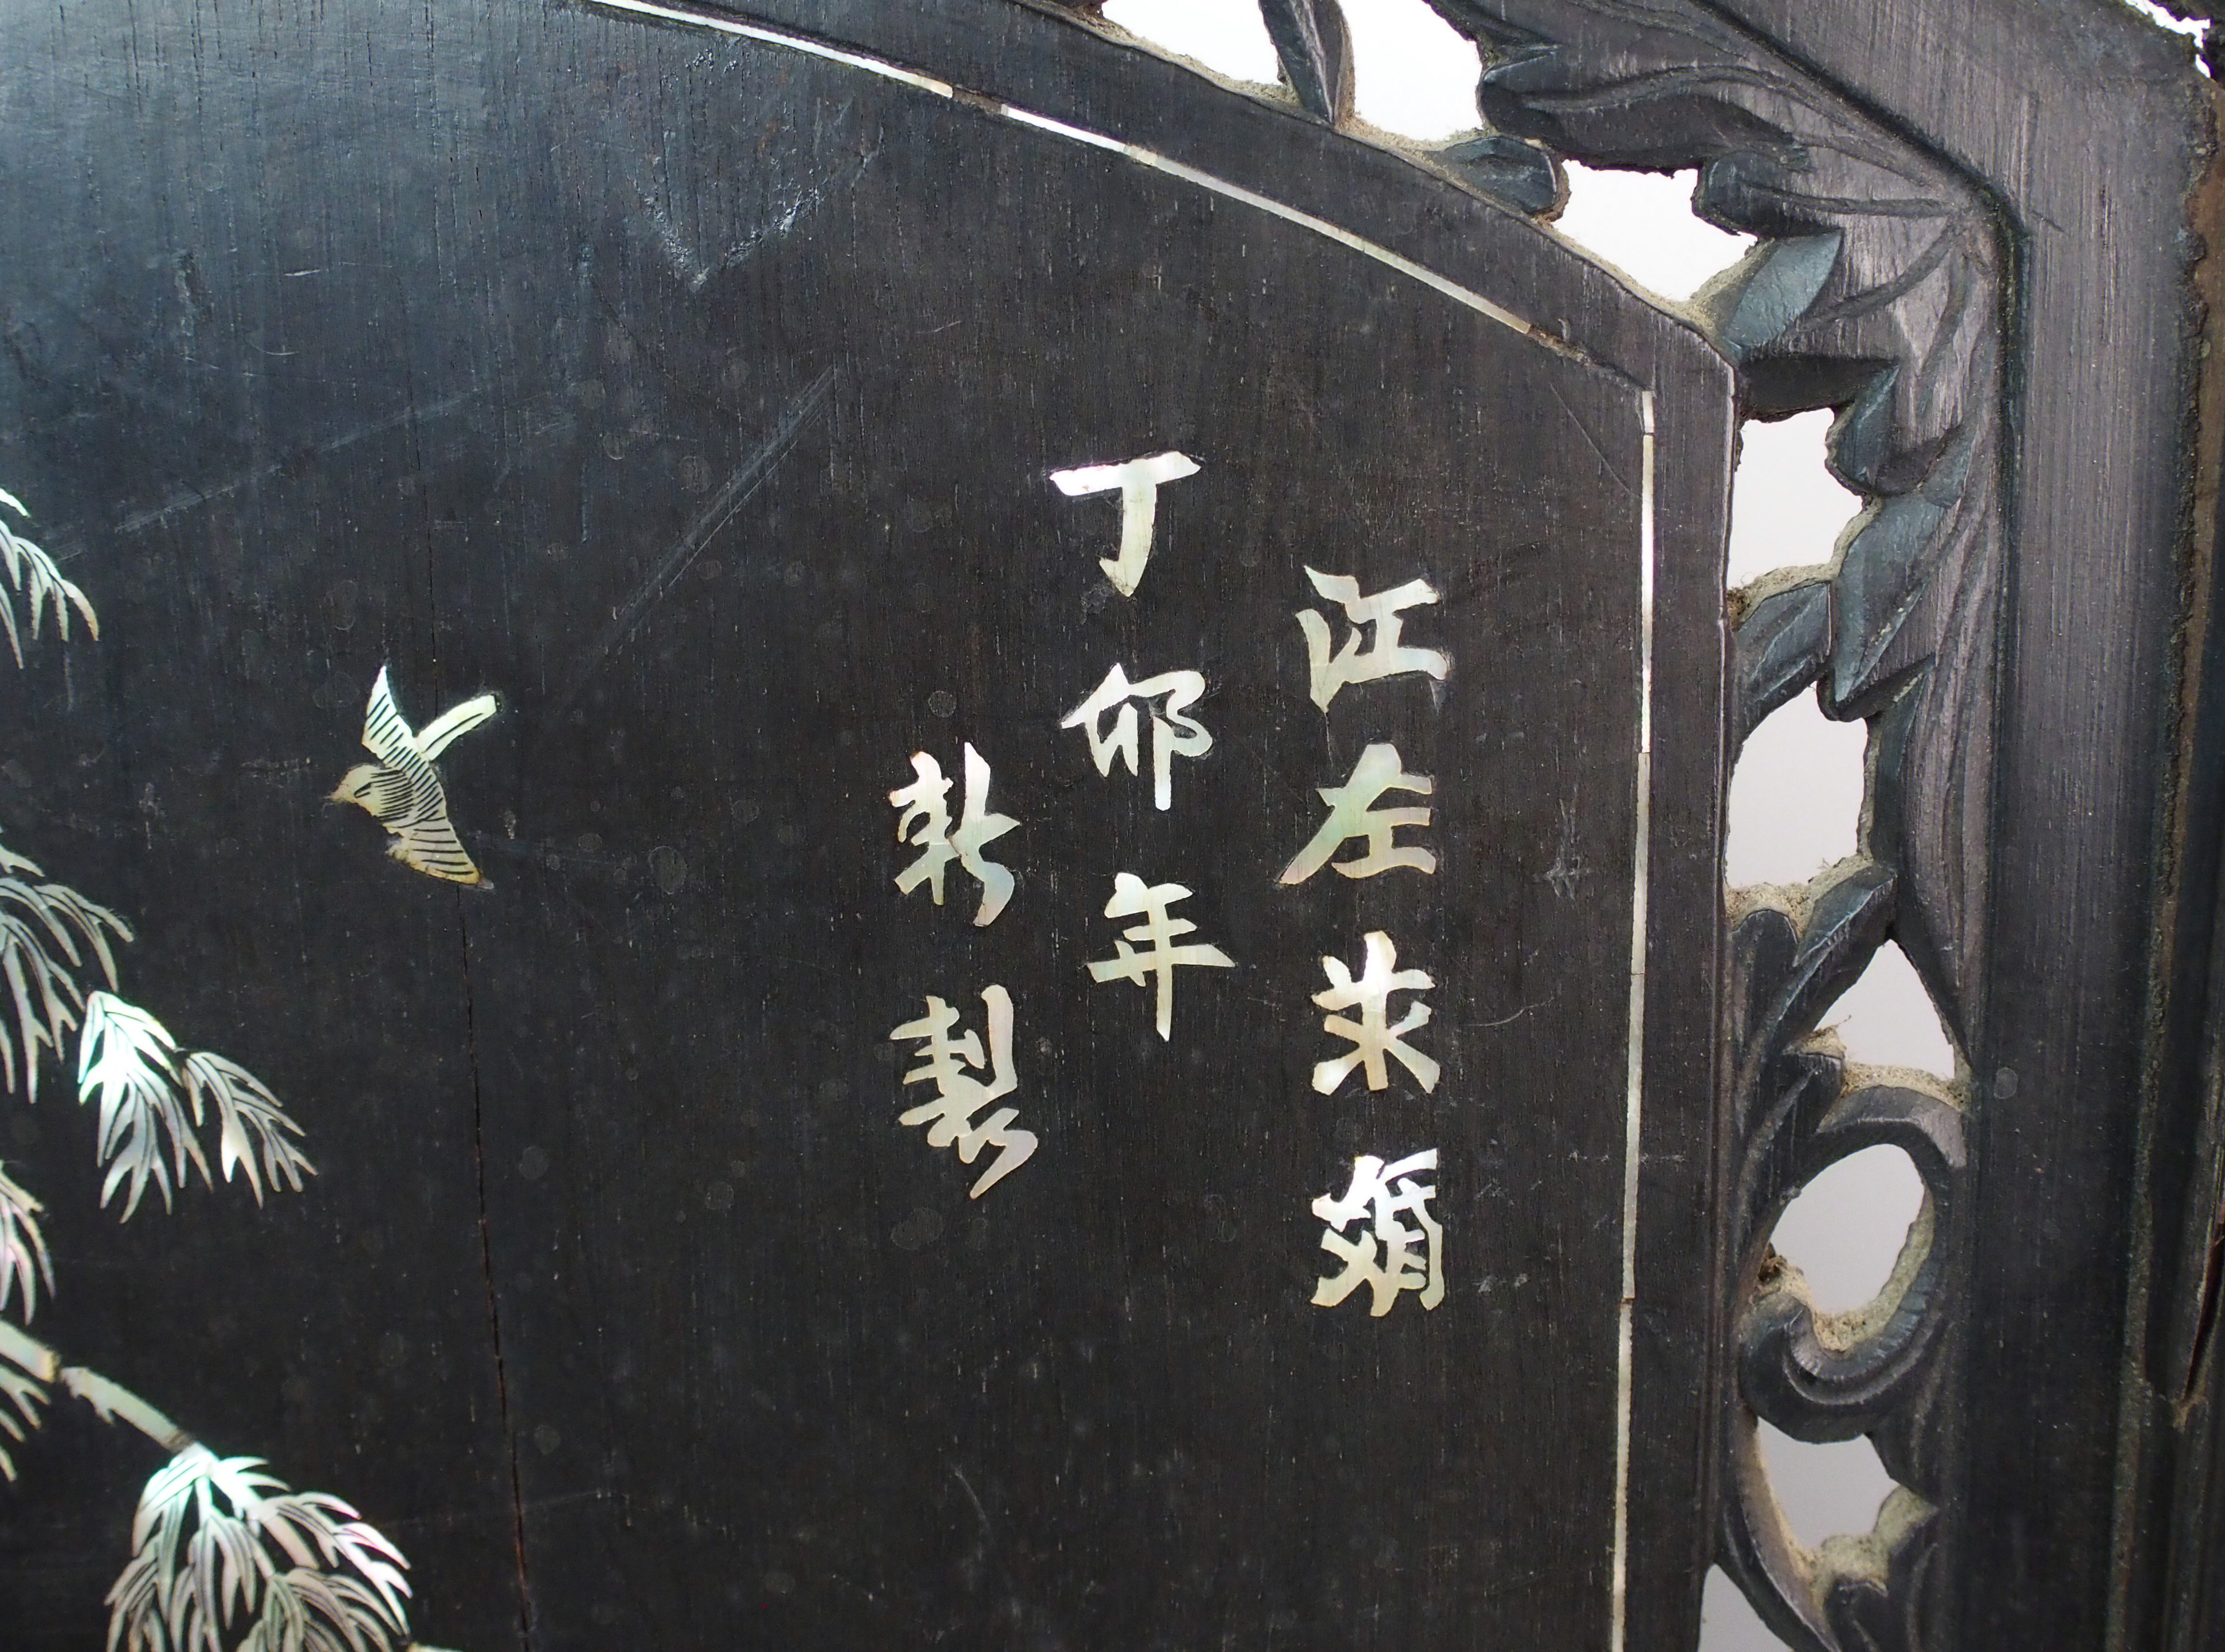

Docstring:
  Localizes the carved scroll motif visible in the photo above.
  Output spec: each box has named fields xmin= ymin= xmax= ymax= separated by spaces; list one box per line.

xmin=1720 ymin=869 xmax=1965 ymax=1650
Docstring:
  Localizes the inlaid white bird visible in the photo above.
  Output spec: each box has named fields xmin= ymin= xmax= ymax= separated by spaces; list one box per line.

xmin=330 ymin=665 xmax=500 ymax=886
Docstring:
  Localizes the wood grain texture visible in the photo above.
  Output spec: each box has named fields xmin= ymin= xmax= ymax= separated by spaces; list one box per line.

xmin=0 ymin=1 xmax=2208 ymax=1647
xmin=0 ymin=1 xmax=1732 ymax=1646
xmin=1400 ymin=0 xmax=2011 ymax=1640
xmin=1697 ymin=9 xmax=2211 ymax=1647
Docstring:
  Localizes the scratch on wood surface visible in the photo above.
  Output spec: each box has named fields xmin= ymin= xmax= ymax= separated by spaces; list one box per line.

xmin=539 ymin=365 xmax=838 ymax=739
xmin=951 ymin=1466 xmax=994 ymax=1541
xmin=114 ymin=391 xmax=477 ymax=536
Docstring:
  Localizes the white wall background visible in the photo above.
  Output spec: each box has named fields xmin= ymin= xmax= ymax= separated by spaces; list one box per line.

xmin=1092 ymin=0 xmax=2204 ymax=1643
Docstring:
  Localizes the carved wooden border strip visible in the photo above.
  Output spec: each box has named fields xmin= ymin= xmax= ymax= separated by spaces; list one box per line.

xmin=1432 ymin=8 xmax=1991 ymax=1645
xmin=1697 ymin=10 xmax=2213 ymax=1649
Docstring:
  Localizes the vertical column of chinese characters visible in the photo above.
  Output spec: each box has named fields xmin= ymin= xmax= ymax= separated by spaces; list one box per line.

xmin=886 ymin=728 xmax=1037 ymax=1197
xmin=1282 ymin=570 xmax=1450 ymax=1317
xmin=1054 ymin=453 xmax=1238 ymax=1043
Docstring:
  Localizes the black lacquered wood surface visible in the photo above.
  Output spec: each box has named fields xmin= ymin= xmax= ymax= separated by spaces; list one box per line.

xmin=0 ymin=2 xmax=1733 ymax=1646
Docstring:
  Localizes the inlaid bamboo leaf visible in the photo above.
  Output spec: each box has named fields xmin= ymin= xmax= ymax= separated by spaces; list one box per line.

xmin=0 ymin=1320 xmax=50 ymax=1482
xmin=0 ymin=867 xmax=130 ymax=1104
xmin=0 ymin=489 xmax=97 ymax=668
xmin=0 ymin=1161 xmax=53 ymax=1322
xmin=107 ymin=1445 xmax=414 ymax=1652
xmin=77 ymin=994 xmax=207 ymax=1221
xmin=181 ymin=1053 xmax=315 ymax=1205
xmin=24 ymin=877 xmax=130 ymax=996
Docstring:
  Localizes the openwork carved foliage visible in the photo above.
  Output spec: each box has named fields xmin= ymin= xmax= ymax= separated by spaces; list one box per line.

xmin=1436 ymin=5 xmax=1992 ymax=1644
xmin=1432 ymin=5 xmax=1994 ymax=1645
xmin=1721 ymin=869 xmax=1965 ymax=1650
xmin=1069 ymin=2 xmax=2001 ymax=1646
xmin=1430 ymin=0 xmax=2003 ymax=1047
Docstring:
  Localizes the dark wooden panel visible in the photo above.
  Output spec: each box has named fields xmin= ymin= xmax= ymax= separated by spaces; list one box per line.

xmin=0 ymin=1 xmax=1731 ymax=1646
xmin=0 ymin=2 xmax=533 ymax=1646
xmin=1701 ymin=3 xmax=2215 ymax=1642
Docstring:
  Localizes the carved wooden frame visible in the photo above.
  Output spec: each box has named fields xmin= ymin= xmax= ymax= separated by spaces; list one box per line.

xmin=0 ymin=0 xmax=2204 ymax=1644
xmin=1006 ymin=3 xmax=2218 ymax=1649
xmin=1437 ymin=7 xmax=2004 ymax=1643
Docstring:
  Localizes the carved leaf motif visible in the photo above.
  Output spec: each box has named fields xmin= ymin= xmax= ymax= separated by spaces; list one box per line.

xmin=1734 ymin=579 xmax=1833 ymax=744
xmin=1735 ymin=866 xmax=1896 ymax=1092
xmin=1259 ymin=0 xmax=1353 ymax=123
xmin=1423 ymin=0 xmax=2002 ymax=1047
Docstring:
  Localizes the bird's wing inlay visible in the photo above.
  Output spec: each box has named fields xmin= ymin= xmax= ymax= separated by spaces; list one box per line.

xmin=358 ymin=670 xmax=450 ymax=829
xmin=416 ymin=693 xmax=499 ymax=762
xmin=391 ymin=813 xmax=483 ymax=885
xmin=360 ymin=667 xmax=419 ymax=767
xmin=363 ymin=770 xmax=413 ymax=818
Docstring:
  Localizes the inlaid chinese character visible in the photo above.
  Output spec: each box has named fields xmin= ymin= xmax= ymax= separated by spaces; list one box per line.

xmin=1060 ymin=663 xmax=1212 ymax=811
xmin=1296 ymin=568 xmax=1450 ymax=710
xmin=890 ymin=743 xmax=1018 ymax=926
xmin=889 ymin=984 xmax=1037 ymax=1198
xmin=1084 ymin=872 xmax=1234 ymax=1039
xmin=1049 ymin=450 xmax=1200 ymax=597
xmin=1312 ymin=931 xmax=1439 ymax=1095
xmin=1278 ymin=743 xmax=1435 ymax=884
xmin=1312 ymin=1150 xmax=1445 ymax=1316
